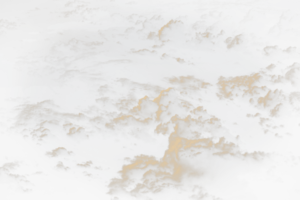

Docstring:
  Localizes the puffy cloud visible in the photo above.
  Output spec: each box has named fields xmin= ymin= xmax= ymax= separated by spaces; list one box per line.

xmin=289 ymin=91 xmax=300 ymax=114
xmin=129 ymin=48 xmax=157 ymax=56
xmin=10 ymin=99 xmax=88 ymax=145
xmin=0 ymin=19 xmax=17 ymax=36
xmin=45 ymin=146 xmax=74 ymax=158
xmin=61 ymin=0 xmax=109 ymax=22
xmin=105 ymin=114 xmax=154 ymax=142
xmin=266 ymin=63 xmax=276 ymax=72
xmin=129 ymin=95 xmax=158 ymax=118
xmin=53 ymin=161 xmax=71 ymax=172
xmin=0 ymin=161 xmax=33 ymax=193
xmin=116 ymin=78 xmax=162 ymax=97
xmin=164 ymin=75 xmax=213 ymax=98
xmin=106 ymin=83 xmax=270 ymax=199
xmin=76 ymin=160 xmax=94 ymax=168
xmin=107 ymin=134 xmax=269 ymax=199
xmin=160 ymin=53 xmax=171 ymax=60
xmin=173 ymin=57 xmax=186 ymax=64
xmin=224 ymin=33 xmax=248 ymax=51
xmin=67 ymin=126 xmax=89 ymax=140
xmin=284 ymin=62 xmax=300 ymax=88
xmin=50 ymin=38 xmax=104 ymax=56
xmin=268 ymin=10 xmax=300 ymax=41
xmin=216 ymin=72 xmax=289 ymax=118
xmin=262 ymin=45 xmax=300 ymax=60
xmin=157 ymin=19 xmax=184 ymax=41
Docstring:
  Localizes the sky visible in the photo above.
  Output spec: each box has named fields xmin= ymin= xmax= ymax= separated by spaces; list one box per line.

xmin=1 ymin=0 xmax=300 ymax=199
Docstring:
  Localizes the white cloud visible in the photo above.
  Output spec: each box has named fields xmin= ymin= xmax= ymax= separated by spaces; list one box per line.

xmin=224 ymin=33 xmax=248 ymax=50
xmin=216 ymin=72 xmax=289 ymax=118
xmin=173 ymin=57 xmax=186 ymax=64
xmin=129 ymin=48 xmax=157 ymax=56
xmin=0 ymin=19 xmax=17 ymax=36
xmin=10 ymin=99 xmax=88 ymax=145
xmin=157 ymin=19 xmax=184 ymax=41
xmin=76 ymin=160 xmax=94 ymax=168
xmin=160 ymin=53 xmax=171 ymax=60
xmin=67 ymin=126 xmax=89 ymax=140
xmin=262 ymin=45 xmax=300 ymax=60
xmin=284 ymin=62 xmax=300 ymax=88
xmin=45 ymin=146 xmax=74 ymax=158
xmin=53 ymin=161 xmax=71 ymax=172
xmin=163 ymin=75 xmax=213 ymax=98
xmin=0 ymin=161 xmax=33 ymax=193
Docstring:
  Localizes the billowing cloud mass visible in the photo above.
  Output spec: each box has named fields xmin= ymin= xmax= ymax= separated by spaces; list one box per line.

xmin=224 ymin=33 xmax=248 ymax=51
xmin=0 ymin=161 xmax=33 ymax=193
xmin=76 ymin=160 xmax=93 ymax=168
xmin=284 ymin=62 xmax=300 ymax=88
xmin=262 ymin=45 xmax=300 ymax=60
xmin=129 ymin=48 xmax=157 ymax=56
xmin=0 ymin=19 xmax=17 ymax=36
xmin=45 ymin=147 xmax=74 ymax=158
xmin=164 ymin=75 xmax=212 ymax=101
xmin=107 ymin=88 xmax=270 ymax=199
xmin=10 ymin=100 xmax=88 ymax=145
xmin=1 ymin=0 xmax=300 ymax=200
xmin=53 ymin=161 xmax=71 ymax=172
xmin=216 ymin=69 xmax=288 ymax=118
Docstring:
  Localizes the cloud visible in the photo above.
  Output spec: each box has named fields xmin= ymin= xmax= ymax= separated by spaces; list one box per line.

xmin=173 ymin=57 xmax=186 ymax=64
xmin=289 ymin=91 xmax=300 ymax=114
xmin=129 ymin=48 xmax=157 ymax=56
xmin=224 ymin=33 xmax=248 ymax=51
xmin=9 ymin=99 xmax=88 ymax=145
xmin=107 ymin=134 xmax=270 ymax=199
xmin=0 ymin=161 xmax=34 ymax=193
xmin=63 ymin=123 xmax=89 ymax=141
xmin=61 ymin=0 xmax=109 ymax=25
xmin=284 ymin=62 xmax=300 ymax=88
xmin=53 ymin=161 xmax=71 ymax=172
xmin=76 ymin=160 xmax=94 ymax=168
xmin=0 ymin=19 xmax=17 ymax=36
xmin=160 ymin=53 xmax=171 ymax=60
xmin=268 ymin=10 xmax=300 ymax=41
xmin=262 ymin=45 xmax=300 ymax=60
xmin=45 ymin=146 xmax=74 ymax=158
xmin=163 ymin=75 xmax=213 ymax=98
xmin=216 ymin=72 xmax=289 ymax=118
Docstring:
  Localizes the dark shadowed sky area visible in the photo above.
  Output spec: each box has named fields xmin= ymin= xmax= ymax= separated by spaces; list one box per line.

xmin=0 ymin=0 xmax=300 ymax=200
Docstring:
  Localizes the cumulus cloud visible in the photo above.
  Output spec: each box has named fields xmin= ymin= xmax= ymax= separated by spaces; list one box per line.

xmin=160 ymin=53 xmax=171 ymax=60
xmin=107 ymin=134 xmax=269 ymax=199
xmin=45 ymin=146 xmax=74 ymax=158
xmin=284 ymin=62 xmax=300 ymax=88
xmin=173 ymin=57 xmax=186 ymax=64
xmin=53 ymin=161 xmax=71 ymax=172
xmin=10 ymin=99 xmax=88 ymax=145
xmin=0 ymin=161 xmax=33 ymax=193
xmin=63 ymin=123 xmax=89 ymax=140
xmin=106 ymin=84 xmax=270 ymax=199
xmin=224 ymin=33 xmax=248 ymax=51
xmin=216 ymin=72 xmax=289 ymax=118
xmin=262 ymin=45 xmax=300 ymax=60
xmin=186 ymin=28 xmax=225 ymax=51
xmin=289 ymin=91 xmax=300 ymax=114
xmin=76 ymin=160 xmax=94 ymax=168
xmin=61 ymin=0 xmax=109 ymax=24
xmin=268 ymin=10 xmax=300 ymax=40
xmin=0 ymin=19 xmax=17 ymax=36
xmin=129 ymin=48 xmax=157 ymax=56
xmin=164 ymin=75 xmax=213 ymax=98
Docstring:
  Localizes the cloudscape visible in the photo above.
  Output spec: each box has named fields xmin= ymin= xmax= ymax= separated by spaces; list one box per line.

xmin=1 ymin=0 xmax=300 ymax=199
